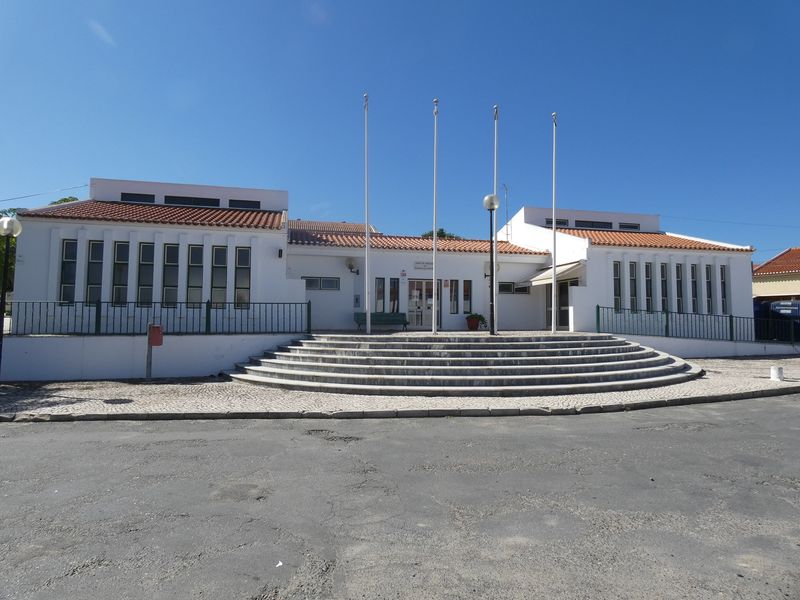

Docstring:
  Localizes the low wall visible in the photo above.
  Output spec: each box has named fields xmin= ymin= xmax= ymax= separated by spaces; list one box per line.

xmin=1 ymin=333 xmax=301 ymax=381
xmin=623 ymin=335 xmax=800 ymax=359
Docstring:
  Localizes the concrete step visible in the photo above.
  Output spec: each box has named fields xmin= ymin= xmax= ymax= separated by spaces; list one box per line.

xmin=246 ymin=352 xmax=673 ymax=377
xmin=310 ymin=333 xmax=617 ymax=344
xmin=263 ymin=346 xmax=657 ymax=367
xmin=295 ymin=338 xmax=630 ymax=351
xmin=239 ymin=359 xmax=688 ymax=388
xmin=229 ymin=363 xmax=703 ymax=397
xmin=275 ymin=343 xmax=640 ymax=359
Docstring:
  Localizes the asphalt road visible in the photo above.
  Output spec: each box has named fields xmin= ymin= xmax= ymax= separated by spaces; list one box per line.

xmin=1 ymin=396 xmax=799 ymax=600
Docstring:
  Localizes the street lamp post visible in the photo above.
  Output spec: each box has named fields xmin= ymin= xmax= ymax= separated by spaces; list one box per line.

xmin=483 ymin=193 xmax=500 ymax=335
xmin=0 ymin=216 xmax=22 ymax=378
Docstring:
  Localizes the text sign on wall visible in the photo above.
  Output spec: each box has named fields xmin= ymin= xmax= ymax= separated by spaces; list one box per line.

xmin=414 ymin=261 xmax=433 ymax=270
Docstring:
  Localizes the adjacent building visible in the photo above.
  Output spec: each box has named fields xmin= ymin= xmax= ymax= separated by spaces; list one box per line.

xmin=753 ymin=247 xmax=800 ymax=302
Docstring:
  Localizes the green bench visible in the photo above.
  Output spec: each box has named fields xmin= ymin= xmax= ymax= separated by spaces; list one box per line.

xmin=354 ymin=312 xmax=409 ymax=331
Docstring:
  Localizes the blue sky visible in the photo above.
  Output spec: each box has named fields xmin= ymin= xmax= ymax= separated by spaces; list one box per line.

xmin=1 ymin=0 xmax=798 ymax=262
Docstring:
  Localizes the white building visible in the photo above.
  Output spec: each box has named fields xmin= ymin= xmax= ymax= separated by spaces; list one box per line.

xmin=4 ymin=177 xmax=777 ymax=381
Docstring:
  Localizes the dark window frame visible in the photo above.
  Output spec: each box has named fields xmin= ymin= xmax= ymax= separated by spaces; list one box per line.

xmin=137 ymin=242 xmax=154 ymax=306
xmin=162 ymin=244 xmax=179 ymax=307
xmin=463 ymin=280 xmax=472 ymax=313
xmin=112 ymin=241 xmax=129 ymax=306
xmin=59 ymin=239 xmax=77 ymax=304
xmin=235 ymin=247 xmax=251 ymax=308
xmin=86 ymin=240 xmax=104 ymax=304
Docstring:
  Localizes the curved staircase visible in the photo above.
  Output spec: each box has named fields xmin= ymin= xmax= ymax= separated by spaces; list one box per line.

xmin=230 ymin=332 xmax=702 ymax=396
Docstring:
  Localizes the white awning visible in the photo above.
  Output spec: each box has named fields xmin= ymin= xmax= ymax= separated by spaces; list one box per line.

xmin=525 ymin=261 xmax=585 ymax=287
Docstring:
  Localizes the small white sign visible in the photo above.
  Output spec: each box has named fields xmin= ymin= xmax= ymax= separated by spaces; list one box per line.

xmin=414 ymin=261 xmax=433 ymax=270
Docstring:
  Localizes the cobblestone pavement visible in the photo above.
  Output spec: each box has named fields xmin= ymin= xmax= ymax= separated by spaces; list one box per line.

xmin=1 ymin=356 xmax=799 ymax=420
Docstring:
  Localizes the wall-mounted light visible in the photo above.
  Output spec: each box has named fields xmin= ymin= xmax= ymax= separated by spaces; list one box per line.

xmin=346 ymin=258 xmax=359 ymax=275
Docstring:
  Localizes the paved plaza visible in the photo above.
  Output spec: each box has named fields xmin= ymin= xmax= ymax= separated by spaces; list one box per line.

xmin=1 ymin=356 xmax=800 ymax=420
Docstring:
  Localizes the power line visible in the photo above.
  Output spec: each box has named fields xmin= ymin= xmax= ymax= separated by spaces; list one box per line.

xmin=0 ymin=184 xmax=88 ymax=204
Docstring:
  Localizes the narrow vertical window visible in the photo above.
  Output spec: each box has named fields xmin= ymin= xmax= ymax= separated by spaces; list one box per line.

xmin=86 ymin=240 xmax=104 ymax=303
xmin=645 ymin=262 xmax=653 ymax=312
xmin=705 ymin=264 xmax=713 ymax=313
xmin=629 ymin=261 xmax=638 ymax=311
xmin=186 ymin=245 xmax=203 ymax=307
xmin=389 ymin=278 xmax=399 ymax=313
xmin=449 ymin=279 xmax=459 ymax=314
xmin=463 ymin=280 xmax=472 ymax=313
xmin=137 ymin=243 xmax=154 ymax=306
xmin=375 ymin=277 xmax=385 ymax=312
xmin=720 ymin=265 xmax=729 ymax=315
xmin=690 ymin=264 xmax=698 ymax=313
xmin=162 ymin=244 xmax=179 ymax=307
xmin=59 ymin=239 xmax=77 ymax=303
xmin=112 ymin=242 xmax=129 ymax=305
xmin=612 ymin=261 xmax=621 ymax=311
xmin=235 ymin=247 xmax=251 ymax=308
xmin=660 ymin=263 xmax=669 ymax=312
xmin=211 ymin=246 xmax=227 ymax=307
xmin=676 ymin=264 xmax=684 ymax=313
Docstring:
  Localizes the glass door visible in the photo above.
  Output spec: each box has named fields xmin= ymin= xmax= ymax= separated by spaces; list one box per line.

xmin=408 ymin=279 xmax=441 ymax=329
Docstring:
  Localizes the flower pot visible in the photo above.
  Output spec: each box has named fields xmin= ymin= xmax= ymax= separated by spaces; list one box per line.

xmin=466 ymin=316 xmax=481 ymax=331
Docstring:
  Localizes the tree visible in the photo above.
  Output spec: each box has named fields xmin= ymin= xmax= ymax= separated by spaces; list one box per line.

xmin=420 ymin=228 xmax=463 ymax=240
xmin=49 ymin=196 xmax=79 ymax=205
xmin=0 ymin=208 xmax=18 ymax=293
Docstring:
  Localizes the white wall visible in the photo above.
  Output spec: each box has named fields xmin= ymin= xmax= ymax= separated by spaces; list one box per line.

xmin=90 ymin=178 xmax=288 ymax=211
xmin=287 ymin=245 xmax=548 ymax=331
xmin=518 ymin=206 xmax=661 ymax=232
xmin=625 ymin=335 xmax=799 ymax=359
xmin=2 ymin=333 xmax=300 ymax=381
xmin=13 ymin=218 xmax=305 ymax=305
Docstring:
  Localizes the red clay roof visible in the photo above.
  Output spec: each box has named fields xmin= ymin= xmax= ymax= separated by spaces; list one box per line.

xmin=557 ymin=228 xmax=752 ymax=252
xmin=753 ymin=248 xmax=800 ymax=276
xmin=289 ymin=229 xmax=544 ymax=255
xmin=288 ymin=219 xmax=379 ymax=234
xmin=20 ymin=200 xmax=285 ymax=230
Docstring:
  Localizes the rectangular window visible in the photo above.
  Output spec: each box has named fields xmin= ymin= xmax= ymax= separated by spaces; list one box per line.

xmin=498 ymin=282 xmax=514 ymax=294
xmin=211 ymin=246 xmax=227 ymax=307
xmin=463 ymin=280 xmax=472 ymax=313
xmin=235 ymin=247 xmax=251 ymax=308
xmin=660 ymin=263 xmax=669 ymax=312
xmin=86 ymin=240 xmax=104 ymax=303
xmin=720 ymin=265 xmax=729 ymax=314
xmin=162 ymin=244 xmax=179 ymax=307
xmin=629 ymin=261 xmax=638 ymax=311
xmin=575 ymin=220 xmax=612 ymax=229
xmin=137 ymin=243 xmax=154 ymax=306
xmin=321 ymin=277 xmax=339 ymax=290
xmin=375 ymin=277 xmax=385 ymax=312
xmin=112 ymin=241 xmax=129 ymax=305
xmin=120 ymin=192 xmax=155 ymax=204
xmin=514 ymin=285 xmax=530 ymax=294
xmin=164 ymin=195 xmax=220 ymax=207
xmin=618 ymin=222 xmax=641 ymax=231
xmin=613 ymin=261 xmax=621 ymax=311
xmin=389 ymin=278 xmax=399 ymax=313
xmin=690 ymin=264 xmax=698 ymax=313
xmin=676 ymin=264 xmax=684 ymax=313
xmin=645 ymin=262 xmax=653 ymax=312
xmin=228 ymin=199 xmax=261 ymax=210
xmin=187 ymin=245 xmax=203 ymax=308
xmin=545 ymin=218 xmax=569 ymax=228
xmin=705 ymin=264 xmax=713 ymax=313
xmin=303 ymin=277 xmax=320 ymax=290
xmin=59 ymin=239 xmax=77 ymax=303
xmin=449 ymin=280 xmax=459 ymax=314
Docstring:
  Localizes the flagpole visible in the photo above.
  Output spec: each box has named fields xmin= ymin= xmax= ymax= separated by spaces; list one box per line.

xmin=432 ymin=98 xmax=439 ymax=335
xmin=491 ymin=104 xmax=499 ymax=335
xmin=551 ymin=112 xmax=558 ymax=334
xmin=364 ymin=92 xmax=371 ymax=335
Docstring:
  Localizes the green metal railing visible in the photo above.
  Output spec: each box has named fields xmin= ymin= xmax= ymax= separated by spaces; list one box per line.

xmin=596 ymin=305 xmax=797 ymax=344
xmin=8 ymin=301 xmax=311 ymax=336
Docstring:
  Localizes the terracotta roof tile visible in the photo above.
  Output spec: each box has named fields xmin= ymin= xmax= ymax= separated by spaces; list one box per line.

xmin=288 ymin=219 xmax=379 ymax=234
xmin=289 ymin=229 xmax=545 ymax=255
xmin=557 ymin=228 xmax=752 ymax=252
xmin=20 ymin=200 xmax=285 ymax=230
xmin=753 ymin=247 xmax=800 ymax=275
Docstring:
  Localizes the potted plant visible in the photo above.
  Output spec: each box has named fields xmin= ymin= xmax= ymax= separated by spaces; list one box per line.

xmin=465 ymin=313 xmax=486 ymax=331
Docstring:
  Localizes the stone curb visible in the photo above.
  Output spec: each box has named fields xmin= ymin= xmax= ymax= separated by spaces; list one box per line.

xmin=5 ymin=384 xmax=800 ymax=423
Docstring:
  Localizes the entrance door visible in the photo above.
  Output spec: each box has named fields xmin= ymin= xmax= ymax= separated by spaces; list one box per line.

xmin=545 ymin=280 xmax=578 ymax=329
xmin=408 ymin=279 xmax=441 ymax=329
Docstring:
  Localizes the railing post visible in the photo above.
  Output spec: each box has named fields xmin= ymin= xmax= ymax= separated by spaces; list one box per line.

xmin=664 ymin=310 xmax=669 ymax=337
xmin=306 ymin=301 xmax=311 ymax=334
xmin=94 ymin=300 xmax=102 ymax=335
xmin=595 ymin=304 xmax=600 ymax=332
xmin=205 ymin=301 xmax=212 ymax=334
xmin=729 ymin=314 xmax=734 ymax=342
